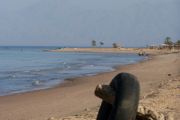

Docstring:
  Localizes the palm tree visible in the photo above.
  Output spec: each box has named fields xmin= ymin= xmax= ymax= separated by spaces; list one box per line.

xmin=112 ymin=43 xmax=118 ymax=48
xmin=99 ymin=41 xmax=104 ymax=47
xmin=164 ymin=37 xmax=173 ymax=45
xmin=92 ymin=40 xmax=96 ymax=47
xmin=164 ymin=37 xmax=173 ymax=49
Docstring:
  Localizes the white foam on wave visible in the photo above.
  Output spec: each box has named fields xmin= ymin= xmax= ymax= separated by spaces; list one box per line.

xmin=32 ymin=80 xmax=40 ymax=86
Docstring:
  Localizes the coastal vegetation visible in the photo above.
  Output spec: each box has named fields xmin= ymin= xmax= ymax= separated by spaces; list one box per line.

xmin=163 ymin=37 xmax=180 ymax=46
xmin=91 ymin=40 xmax=96 ymax=47
xmin=90 ymin=37 xmax=179 ymax=50
xmin=91 ymin=40 xmax=104 ymax=47
xmin=164 ymin=37 xmax=173 ymax=46
xmin=99 ymin=41 xmax=104 ymax=47
xmin=112 ymin=43 xmax=119 ymax=48
xmin=162 ymin=37 xmax=180 ymax=49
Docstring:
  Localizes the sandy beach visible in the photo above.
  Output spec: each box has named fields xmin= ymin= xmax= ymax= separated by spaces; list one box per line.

xmin=0 ymin=49 xmax=179 ymax=120
xmin=51 ymin=47 xmax=180 ymax=55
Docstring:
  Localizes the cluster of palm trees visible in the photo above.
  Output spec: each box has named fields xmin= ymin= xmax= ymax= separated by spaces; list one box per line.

xmin=91 ymin=40 xmax=120 ymax=48
xmin=91 ymin=37 xmax=180 ymax=49
xmin=164 ymin=37 xmax=180 ymax=46
xmin=163 ymin=37 xmax=180 ymax=49
xmin=91 ymin=40 xmax=104 ymax=47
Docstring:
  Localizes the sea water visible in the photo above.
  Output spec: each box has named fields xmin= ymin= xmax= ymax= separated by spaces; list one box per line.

xmin=0 ymin=46 xmax=144 ymax=96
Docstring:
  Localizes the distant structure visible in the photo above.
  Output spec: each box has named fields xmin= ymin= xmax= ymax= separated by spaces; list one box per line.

xmin=159 ymin=44 xmax=170 ymax=49
xmin=147 ymin=38 xmax=180 ymax=50
xmin=174 ymin=44 xmax=180 ymax=50
xmin=112 ymin=43 xmax=121 ymax=48
xmin=174 ymin=40 xmax=180 ymax=50
xmin=148 ymin=44 xmax=158 ymax=49
xmin=148 ymin=44 xmax=180 ymax=50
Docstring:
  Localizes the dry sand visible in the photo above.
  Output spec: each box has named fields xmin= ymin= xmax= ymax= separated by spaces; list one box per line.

xmin=0 ymin=49 xmax=179 ymax=120
xmin=51 ymin=47 xmax=180 ymax=55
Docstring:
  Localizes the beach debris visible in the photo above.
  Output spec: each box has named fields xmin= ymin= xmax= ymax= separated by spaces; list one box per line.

xmin=94 ymin=84 xmax=115 ymax=104
xmin=95 ymin=83 xmax=171 ymax=120
xmin=168 ymin=74 xmax=171 ymax=76
xmin=142 ymin=91 xmax=159 ymax=99
xmin=138 ymin=51 xmax=147 ymax=56
xmin=96 ymin=73 xmax=140 ymax=120
xmin=137 ymin=105 xmax=165 ymax=120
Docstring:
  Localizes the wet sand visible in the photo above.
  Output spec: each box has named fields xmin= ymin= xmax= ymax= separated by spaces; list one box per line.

xmin=0 ymin=50 xmax=179 ymax=120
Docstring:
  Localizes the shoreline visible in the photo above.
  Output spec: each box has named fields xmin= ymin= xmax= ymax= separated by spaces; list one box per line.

xmin=50 ymin=47 xmax=180 ymax=55
xmin=0 ymin=51 xmax=179 ymax=120
xmin=0 ymin=51 xmax=145 ymax=97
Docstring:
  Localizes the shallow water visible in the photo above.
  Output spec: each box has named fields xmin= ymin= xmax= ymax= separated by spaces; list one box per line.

xmin=0 ymin=46 xmax=144 ymax=96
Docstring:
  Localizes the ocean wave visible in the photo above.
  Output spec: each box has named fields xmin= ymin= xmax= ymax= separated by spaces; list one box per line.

xmin=0 ymin=49 xmax=144 ymax=96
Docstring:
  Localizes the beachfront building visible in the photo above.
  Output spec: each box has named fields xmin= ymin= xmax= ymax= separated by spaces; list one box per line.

xmin=148 ymin=45 xmax=159 ymax=49
xmin=159 ymin=44 xmax=169 ymax=49
xmin=159 ymin=44 xmax=180 ymax=50
xmin=148 ymin=44 xmax=180 ymax=50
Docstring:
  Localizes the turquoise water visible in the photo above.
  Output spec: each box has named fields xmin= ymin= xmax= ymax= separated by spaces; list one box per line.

xmin=0 ymin=46 xmax=144 ymax=96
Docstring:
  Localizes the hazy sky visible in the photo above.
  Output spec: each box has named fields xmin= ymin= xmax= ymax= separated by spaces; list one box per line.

xmin=0 ymin=0 xmax=179 ymax=47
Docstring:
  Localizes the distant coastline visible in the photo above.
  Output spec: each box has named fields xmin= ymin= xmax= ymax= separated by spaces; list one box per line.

xmin=50 ymin=47 xmax=180 ymax=55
